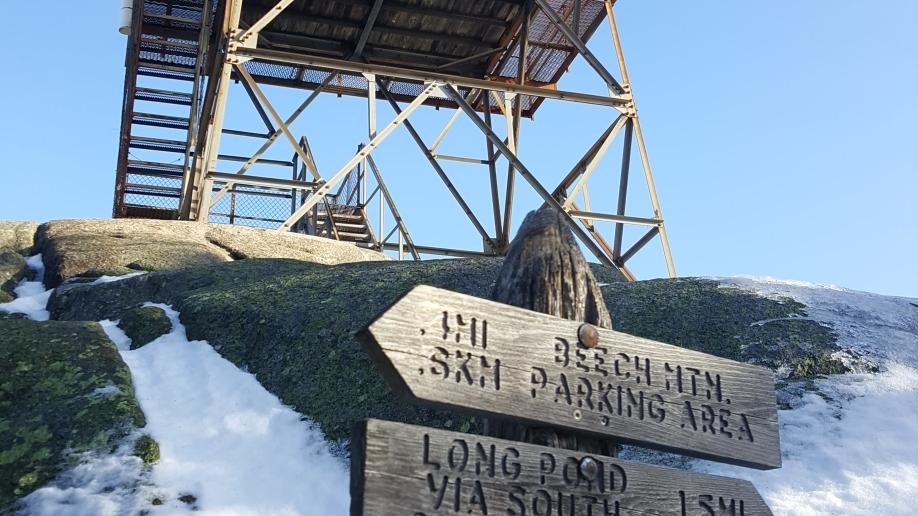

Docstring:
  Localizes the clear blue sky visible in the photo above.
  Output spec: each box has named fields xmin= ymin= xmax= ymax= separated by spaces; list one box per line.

xmin=0 ymin=2 xmax=915 ymax=297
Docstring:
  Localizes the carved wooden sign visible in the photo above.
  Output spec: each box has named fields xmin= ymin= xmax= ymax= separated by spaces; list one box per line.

xmin=352 ymin=419 xmax=773 ymax=516
xmin=358 ymin=285 xmax=781 ymax=470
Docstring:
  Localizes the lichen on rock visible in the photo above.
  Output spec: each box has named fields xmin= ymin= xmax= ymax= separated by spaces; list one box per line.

xmin=46 ymin=260 xmax=850 ymax=454
xmin=35 ymin=219 xmax=230 ymax=287
xmin=0 ymin=251 xmax=27 ymax=303
xmin=0 ymin=221 xmax=38 ymax=255
xmin=133 ymin=435 xmax=160 ymax=465
xmin=118 ymin=306 xmax=172 ymax=349
xmin=0 ymin=318 xmax=145 ymax=509
xmin=601 ymin=278 xmax=847 ymax=386
xmin=0 ymin=221 xmax=38 ymax=302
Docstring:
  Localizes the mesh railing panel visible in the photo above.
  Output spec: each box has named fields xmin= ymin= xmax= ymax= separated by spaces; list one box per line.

xmin=124 ymin=171 xmax=183 ymax=211
xmin=207 ymin=183 xmax=298 ymax=229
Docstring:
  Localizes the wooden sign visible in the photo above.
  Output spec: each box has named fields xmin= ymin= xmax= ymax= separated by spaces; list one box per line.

xmin=352 ymin=419 xmax=773 ymax=515
xmin=358 ymin=286 xmax=781 ymax=469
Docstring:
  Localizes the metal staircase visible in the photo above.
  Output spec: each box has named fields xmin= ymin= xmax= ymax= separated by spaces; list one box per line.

xmin=113 ymin=0 xmax=210 ymax=220
xmin=112 ymin=2 xmax=392 ymax=253
xmin=315 ymin=209 xmax=378 ymax=247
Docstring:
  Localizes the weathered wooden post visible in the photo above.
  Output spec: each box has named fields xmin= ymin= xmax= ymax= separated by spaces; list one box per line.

xmin=485 ymin=206 xmax=616 ymax=456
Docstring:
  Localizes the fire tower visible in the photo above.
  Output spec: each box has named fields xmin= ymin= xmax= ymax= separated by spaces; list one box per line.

xmin=113 ymin=0 xmax=675 ymax=280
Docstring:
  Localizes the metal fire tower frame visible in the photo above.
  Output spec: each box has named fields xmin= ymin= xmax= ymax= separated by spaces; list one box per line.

xmin=114 ymin=0 xmax=675 ymax=280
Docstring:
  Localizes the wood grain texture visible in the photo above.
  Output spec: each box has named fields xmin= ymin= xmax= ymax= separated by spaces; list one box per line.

xmin=351 ymin=419 xmax=773 ymax=516
xmin=358 ymin=285 xmax=782 ymax=469
xmin=491 ymin=207 xmax=612 ymax=329
xmin=487 ymin=206 xmax=616 ymax=455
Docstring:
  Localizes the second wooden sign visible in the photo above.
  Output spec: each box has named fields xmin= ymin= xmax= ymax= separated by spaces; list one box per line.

xmin=352 ymin=419 xmax=772 ymax=515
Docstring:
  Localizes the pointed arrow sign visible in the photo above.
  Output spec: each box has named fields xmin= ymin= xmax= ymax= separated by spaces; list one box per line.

xmin=352 ymin=419 xmax=774 ymax=515
xmin=358 ymin=285 xmax=781 ymax=470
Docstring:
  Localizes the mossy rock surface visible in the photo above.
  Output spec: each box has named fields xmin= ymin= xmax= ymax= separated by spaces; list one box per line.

xmin=133 ymin=434 xmax=160 ymax=464
xmin=601 ymin=278 xmax=843 ymax=383
xmin=49 ymin=257 xmax=623 ymax=445
xmin=0 ymin=318 xmax=144 ymax=509
xmin=119 ymin=306 xmax=172 ymax=349
xmin=48 ymin=261 xmax=844 ymax=448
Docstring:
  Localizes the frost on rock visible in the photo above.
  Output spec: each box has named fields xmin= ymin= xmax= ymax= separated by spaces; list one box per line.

xmin=694 ymin=277 xmax=918 ymax=515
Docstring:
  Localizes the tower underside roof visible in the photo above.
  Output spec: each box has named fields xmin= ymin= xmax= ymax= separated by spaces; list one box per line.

xmin=139 ymin=0 xmax=610 ymax=117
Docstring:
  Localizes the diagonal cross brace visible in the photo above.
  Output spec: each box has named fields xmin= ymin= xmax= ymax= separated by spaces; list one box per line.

xmin=209 ymin=73 xmax=337 ymax=206
xmin=277 ymin=82 xmax=439 ymax=231
xmin=532 ymin=0 xmax=625 ymax=95
xmin=377 ymin=80 xmax=497 ymax=251
xmin=551 ymin=116 xmax=622 ymax=198
xmin=236 ymin=0 xmax=294 ymax=44
xmin=562 ymin=114 xmax=628 ymax=209
xmin=352 ymin=0 xmax=384 ymax=58
xmin=439 ymin=83 xmax=615 ymax=267
xmin=234 ymin=65 xmax=320 ymax=181
xmin=365 ymin=154 xmax=421 ymax=260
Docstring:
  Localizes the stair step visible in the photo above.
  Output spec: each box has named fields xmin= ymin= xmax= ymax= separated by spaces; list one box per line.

xmin=140 ymin=37 xmax=200 ymax=51
xmin=124 ymin=183 xmax=182 ymax=198
xmin=141 ymin=0 xmax=206 ymax=13
xmin=324 ymin=221 xmax=367 ymax=231
xmin=132 ymin=112 xmax=190 ymax=130
xmin=137 ymin=64 xmax=195 ymax=81
xmin=136 ymin=87 xmax=193 ymax=106
xmin=317 ymin=212 xmax=364 ymax=222
xmin=129 ymin=136 xmax=187 ymax=154
xmin=123 ymin=205 xmax=178 ymax=220
xmin=317 ymin=230 xmax=371 ymax=241
xmin=142 ymin=13 xmax=201 ymax=26
xmin=126 ymin=160 xmax=185 ymax=178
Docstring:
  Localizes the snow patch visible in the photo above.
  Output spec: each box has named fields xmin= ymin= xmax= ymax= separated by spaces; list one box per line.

xmin=89 ymin=384 xmax=121 ymax=398
xmin=728 ymin=275 xmax=850 ymax=292
xmin=0 ymin=254 xmax=51 ymax=321
xmin=91 ymin=271 xmax=148 ymax=284
xmin=694 ymin=364 xmax=918 ymax=515
xmin=21 ymin=437 xmax=151 ymax=516
xmin=699 ymin=277 xmax=918 ymax=515
xmin=101 ymin=304 xmax=350 ymax=514
xmin=99 ymin=319 xmax=131 ymax=351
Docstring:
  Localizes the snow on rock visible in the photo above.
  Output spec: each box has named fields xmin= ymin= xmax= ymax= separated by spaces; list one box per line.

xmin=9 ymin=267 xmax=349 ymax=515
xmin=91 ymin=271 xmax=148 ymax=284
xmin=21 ymin=439 xmax=152 ymax=516
xmin=694 ymin=277 xmax=918 ymax=515
xmin=723 ymin=276 xmax=918 ymax=367
xmin=0 ymin=254 xmax=50 ymax=320
xmin=102 ymin=304 xmax=350 ymax=515
xmin=695 ymin=364 xmax=918 ymax=515
xmin=11 ymin=263 xmax=918 ymax=515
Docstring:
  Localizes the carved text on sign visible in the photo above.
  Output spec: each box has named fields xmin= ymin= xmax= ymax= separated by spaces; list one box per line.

xmin=533 ymin=337 xmax=756 ymax=442
xmin=352 ymin=420 xmax=773 ymax=516
xmin=360 ymin=286 xmax=781 ymax=469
